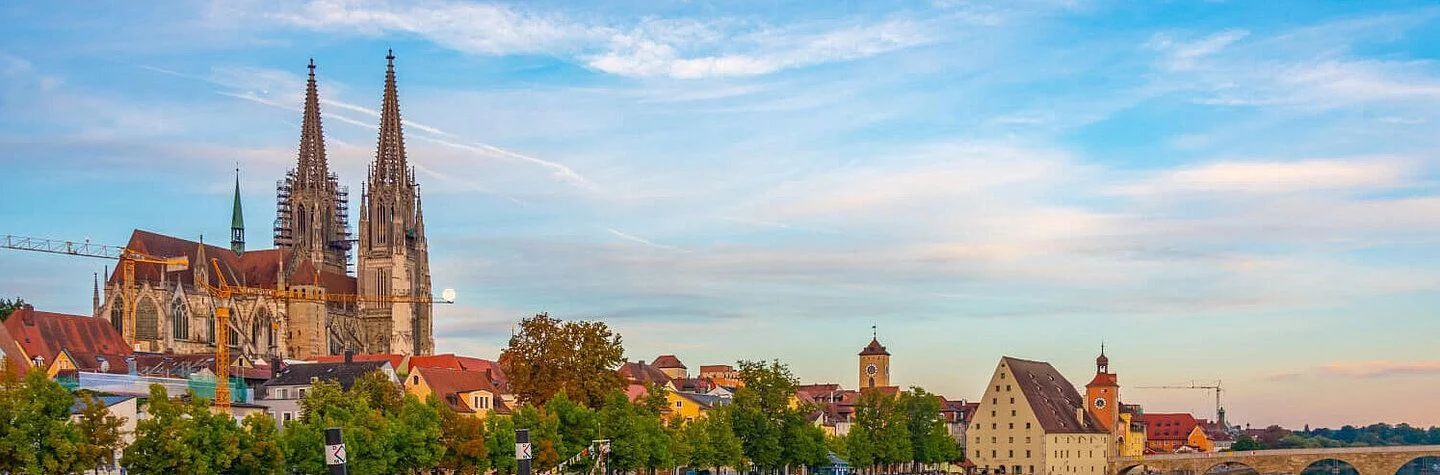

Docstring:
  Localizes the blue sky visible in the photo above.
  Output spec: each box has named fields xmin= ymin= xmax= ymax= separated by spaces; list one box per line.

xmin=3 ymin=1 xmax=1440 ymax=428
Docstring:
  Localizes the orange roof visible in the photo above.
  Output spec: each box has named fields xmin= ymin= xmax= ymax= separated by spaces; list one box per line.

xmin=1145 ymin=413 xmax=1203 ymax=441
xmin=624 ymin=382 xmax=651 ymax=401
xmin=0 ymin=307 xmax=131 ymax=375
xmin=1086 ymin=372 xmax=1118 ymax=387
xmin=409 ymin=354 xmax=464 ymax=371
xmin=698 ymin=364 xmax=734 ymax=374
xmin=859 ymin=337 xmax=889 ymax=356
xmin=416 ymin=366 xmax=499 ymax=413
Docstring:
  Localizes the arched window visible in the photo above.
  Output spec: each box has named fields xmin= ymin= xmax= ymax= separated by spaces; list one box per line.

xmin=136 ymin=298 xmax=160 ymax=340
xmin=171 ymin=298 xmax=188 ymax=340
xmin=110 ymin=302 xmax=124 ymax=334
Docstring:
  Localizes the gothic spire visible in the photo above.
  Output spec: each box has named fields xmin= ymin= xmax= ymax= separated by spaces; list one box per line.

xmin=231 ymin=168 xmax=245 ymax=255
xmin=296 ymin=58 xmax=328 ymax=190
xmin=372 ymin=49 xmax=408 ymax=188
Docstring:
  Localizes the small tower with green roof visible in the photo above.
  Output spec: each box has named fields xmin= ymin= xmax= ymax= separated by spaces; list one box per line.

xmin=231 ymin=168 xmax=245 ymax=255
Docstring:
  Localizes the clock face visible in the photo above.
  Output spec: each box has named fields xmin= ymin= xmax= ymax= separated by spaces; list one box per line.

xmin=1093 ymin=397 xmax=1107 ymax=409
xmin=865 ymin=364 xmax=878 ymax=376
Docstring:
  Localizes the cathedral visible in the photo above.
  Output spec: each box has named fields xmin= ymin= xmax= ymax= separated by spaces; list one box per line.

xmin=96 ymin=51 xmax=433 ymax=360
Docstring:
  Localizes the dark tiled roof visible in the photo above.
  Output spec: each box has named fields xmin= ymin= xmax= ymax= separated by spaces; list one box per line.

xmin=619 ymin=360 xmax=671 ymax=385
xmin=0 ymin=307 xmax=131 ymax=375
xmin=1145 ymin=413 xmax=1202 ymax=441
xmin=263 ymin=361 xmax=387 ymax=388
xmin=652 ymin=354 xmax=686 ymax=369
xmin=311 ymin=353 xmax=406 ymax=369
xmin=675 ymin=377 xmax=716 ymax=393
xmin=698 ymin=365 xmax=734 ymax=374
xmin=859 ymin=338 xmax=889 ymax=356
xmin=1003 ymin=356 xmax=1105 ymax=434
xmin=675 ymin=391 xmax=729 ymax=410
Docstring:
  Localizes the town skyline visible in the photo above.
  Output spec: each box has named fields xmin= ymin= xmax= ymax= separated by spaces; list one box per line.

xmin=2 ymin=1 xmax=1439 ymax=430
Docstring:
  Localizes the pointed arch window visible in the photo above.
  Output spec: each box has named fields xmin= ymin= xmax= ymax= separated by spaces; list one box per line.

xmin=171 ymin=298 xmax=189 ymax=340
xmin=136 ymin=298 xmax=160 ymax=340
xmin=110 ymin=301 xmax=124 ymax=334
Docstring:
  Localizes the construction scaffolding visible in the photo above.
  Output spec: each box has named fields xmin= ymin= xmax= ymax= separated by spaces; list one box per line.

xmin=274 ymin=171 xmax=353 ymax=273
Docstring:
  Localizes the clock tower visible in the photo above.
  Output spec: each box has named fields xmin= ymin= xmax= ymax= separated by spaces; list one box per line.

xmin=1085 ymin=345 xmax=1121 ymax=434
xmin=858 ymin=331 xmax=891 ymax=389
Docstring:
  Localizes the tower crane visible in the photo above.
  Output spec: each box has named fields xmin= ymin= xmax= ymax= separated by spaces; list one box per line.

xmin=3 ymin=234 xmax=456 ymax=415
xmin=1137 ymin=380 xmax=1225 ymax=427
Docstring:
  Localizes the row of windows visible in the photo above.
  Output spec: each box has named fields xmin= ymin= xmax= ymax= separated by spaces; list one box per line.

xmin=1053 ymin=450 xmax=1095 ymax=458
xmin=977 ymin=449 xmax=1034 ymax=459
xmin=270 ymin=387 xmax=308 ymax=400
xmin=978 ymin=436 xmax=1033 ymax=444
xmin=979 ymin=422 xmax=1033 ymax=430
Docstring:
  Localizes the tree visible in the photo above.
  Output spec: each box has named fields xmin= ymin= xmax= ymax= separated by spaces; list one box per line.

xmin=232 ymin=412 xmax=285 ymax=474
xmin=899 ymin=388 xmax=962 ymax=470
xmin=391 ymin=394 xmax=445 ymax=472
xmin=499 ymin=313 xmax=626 ymax=408
xmin=731 ymin=360 xmax=799 ymax=473
xmin=436 ymin=399 xmax=490 ymax=475
xmin=514 ymin=404 xmax=562 ymax=472
xmin=485 ymin=414 xmax=518 ymax=475
xmin=352 ymin=369 xmax=406 ymax=416
xmin=0 ymin=367 xmax=86 ymax=474
xmin=0 ymin=297 xmax=25 ymax=321
xmin=706 ymin=405 xmax=745 ymax=473
xmin=122 ymin=385 xmax=243 ymax=474
xmin=75 ymin=391 xmax=125 ymax=472
xmin=598 ymin=390 xmax=652 ymax=474
xmin=546 ymin=391 xmax=600 ymax=472
xmin=281 ymin=380 xmax=396 ymax=475
xmin=849 ymin=389 xmax=911 ymax=474
xmin=1231 ymin=433 xmax=1265 ymax=451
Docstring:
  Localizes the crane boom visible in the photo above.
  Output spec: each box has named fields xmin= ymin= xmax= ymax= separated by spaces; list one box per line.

xmin=1137 ymin=380 xmax=1225 ymax=424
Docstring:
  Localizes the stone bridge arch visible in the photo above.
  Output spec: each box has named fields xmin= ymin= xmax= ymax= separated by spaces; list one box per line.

xmin=1299 ymin=459 xmax=1357 ymax=475
xmin=1109 ymin=446 xmax=1440 ymax=475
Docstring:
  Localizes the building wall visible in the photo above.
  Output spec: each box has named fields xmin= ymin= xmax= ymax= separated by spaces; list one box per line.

xmin=1117 ymin=413 xmax=1146 ymax=457
xmin=858 ymin=354 xmax=890 ymax=389
xmin=1043 ymin=433 xmax=1108 ymax=475
xmin=970 ymin=361 xmax=1047 ymax=474
xmin=667 ymin=391 xmax=705 ymax=422
xmin=256 ymin=383 xmax=310 ymax=428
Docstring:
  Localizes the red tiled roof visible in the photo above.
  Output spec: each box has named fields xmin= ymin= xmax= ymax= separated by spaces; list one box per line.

xmin=1003 ymin=356 xmax=1106 ymax=434
xmin=409 ymin=354 xmax=465 ymax=371
xmin=652 ymin=354 xmax=685 ymax=369
xmin=624 ymin=382 xmax=651 ymax=401
xmin=698 ymin=364 xmax=734 ymax=374
xmin=859 ymin=385 xmax=900 ymax=398
xmin=455 ymin=356 xmax=508 ymax=390
xmin=416 ymin=366 xmax=499 ymax=413
xmin=1086 ymin=372 xmax=1117 ymax=387
xmin=312 ymin=353 xmax=406 ymax=370
xmin=1145 ymin=413 xmax=1203 ymax=441
xmin=859 ymin=338 xmax=890 ymax=356
xmin=0 ymin=307 xmax=131 ymax=375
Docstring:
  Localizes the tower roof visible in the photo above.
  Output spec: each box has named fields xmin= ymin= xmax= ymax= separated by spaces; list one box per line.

xmin=295 ymin=58 xmax=329 ymax=190
xmin=231 ymin=170 xmax=244 ymax=230
xmin=371 ymin=49 xmax=409 ymax=188
xmin=859 ymin=337 xmax=890 ymax=356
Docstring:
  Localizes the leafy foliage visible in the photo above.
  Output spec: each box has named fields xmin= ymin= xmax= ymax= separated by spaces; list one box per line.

xmin=122 ymin=385 xmax=242 ymax=474
xmin=436 ymin=398 xmax=490 ymax=475
xmin=279 ymin=371 xmax=445 ymax=475
xmin=0 ymin=366 xmax=87 ymax=474
xmin=0 ymin=297 xmax=25 ymax=321
xmin=498 ymin=313 xmax=626 ymax=408
xmin=233 ymin=412 xmax=285 ymax=474
xmin=74 ymin=391 xmax=126 ymax=472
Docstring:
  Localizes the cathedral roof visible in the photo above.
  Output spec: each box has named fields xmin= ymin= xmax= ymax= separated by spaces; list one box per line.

xmin=859 ymin=337 xmax=890 ymax=356
xmin=1001 ymin=356 xmax=1107 ymax=434
xmin=109 ymin=229 xmax=355 ymax=293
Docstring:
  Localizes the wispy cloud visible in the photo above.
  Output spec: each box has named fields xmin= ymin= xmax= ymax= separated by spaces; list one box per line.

xmin=1110 ymin=158 xmax=1414 ymax=196
xmin=1269 ymin=361 xmax=1440 ymax=380
xmin=606 ymin=228 xmax=687 ymax=252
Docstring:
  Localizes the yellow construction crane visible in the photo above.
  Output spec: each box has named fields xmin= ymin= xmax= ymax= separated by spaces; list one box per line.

xmin=3 ymin=234 xmax=456 ymax=415
xmin=1 ymin=235 xmax=189 ymax=344
xmin=1137 ymin=380 xmax=1225 ymax=423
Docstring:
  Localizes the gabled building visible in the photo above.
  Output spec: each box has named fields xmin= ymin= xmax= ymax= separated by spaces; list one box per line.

xmin=652 ymin=354 xmax=687 ymax=379
xmin=257 ymin=358 xmax=393 ymax=427
xmin=619 ymin=359 xmax=675 ymax=389
xmin=969 ymin=357 xmax=1110 ymax=475
xmin=405 ymin=366 xmax=508 ymax=418
xmin=1144 ymin=413 xmax=1214 ymax=454
xmin=698 ymin=364 xmax=743 ymax=388
xmin=0 ymin=305 xmax=131 ymax=377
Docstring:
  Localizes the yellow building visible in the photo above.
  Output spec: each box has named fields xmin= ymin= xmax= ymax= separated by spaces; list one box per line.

xmin=1117 ymin=410 xmax=1147 ymax=457
xmin=405 ymin=366 xmax=504 ymax=417
xmin=666 ymin=390 xmax=727 ymax=423
xmin=969 ymin=357 xmax=1111 ymax=475
xmin=858 ymin=336 xmax=891 ymax=389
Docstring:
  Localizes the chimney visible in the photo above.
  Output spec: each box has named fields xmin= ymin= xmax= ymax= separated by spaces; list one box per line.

xmin=344 ymin=349 xmax=355 ymax=363
xmin=21 ymin=307 xmax=34 ymax=326
xmin=270 ymin=356 xmax=283 ymax=373
xmin=1077 ymin=407 xmax=1086 ymax=426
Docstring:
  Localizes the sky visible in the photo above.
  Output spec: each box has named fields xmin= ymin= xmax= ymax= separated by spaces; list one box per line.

xmin=1 ymin=0 xmax=1439 ymax=429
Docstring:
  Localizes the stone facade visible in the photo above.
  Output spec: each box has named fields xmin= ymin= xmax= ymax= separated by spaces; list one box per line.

xmin=1111 ymin=445 xmax=1440 ymax=474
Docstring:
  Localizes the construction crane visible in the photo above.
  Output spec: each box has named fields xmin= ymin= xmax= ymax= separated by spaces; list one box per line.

xmin=1137 ymin=380 xmax=1225 ymax=424
xmin=3 ymin=234 xmax=456 ymax=415
xmin=1 ymin=235 xmax=189 ymax=344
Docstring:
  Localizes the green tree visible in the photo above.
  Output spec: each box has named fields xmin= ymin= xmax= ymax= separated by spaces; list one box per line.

xmin=232 ymin=412 xmax=285 ymax=474
xmin=731 ymin=359 xmax=799 ymax=474
xmin=391 ymin=394 xmax=445 ymax=472
xmin=0 ymin=298 xmax=25 ymax=321
xmin=706 ymin=405 xmax=745 ymax=473
xmin=1231 ymin=433 xmax=1265 ymax=451
xmin=281 ymin=380 xmax=396 ymax=475
xmin=74 ymin=391 xmax=125 ymax=472
xmin=899 ymin=387 xmax=961 ymax=470
xmin=780 ymin=408 xmax=829 ymax=469
xmin=0 ymin=367 xmax=86 ymax=474
xmin=352 ymin=369 xmax=406 ymax=416
xmin=436 ymin=399 xmax=490 ymax=475
xmin=514 ymin=404 xmax=563 ymax=472
xmin=498 ymin=313 xmax=626 ymax=408
xmin=546 ymin=391 xmax=600 ymax=472
xmin=122 ymin=385 xmax=243 ymax=474
xmin=849 ymin=390 xmax=911 ymax=474
xmin=485 ymin=414 xmax=518 ymax=475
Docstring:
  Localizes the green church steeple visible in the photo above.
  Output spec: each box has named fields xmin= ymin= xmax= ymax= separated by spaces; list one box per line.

xmin=231 ymin=168 xmax=245 ymax=255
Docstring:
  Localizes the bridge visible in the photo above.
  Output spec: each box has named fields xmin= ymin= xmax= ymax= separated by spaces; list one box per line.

xmin=1111 ymin=445 xmax=1440 ymax=474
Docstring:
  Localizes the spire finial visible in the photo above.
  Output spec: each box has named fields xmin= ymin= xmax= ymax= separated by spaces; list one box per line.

xmin=309 ymin=57 xmax=315 ymax=70
xmin=872 ymin=324 xmax=877 ymax=340
xmin=387 ymin=48 xmax=395 ymax=64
